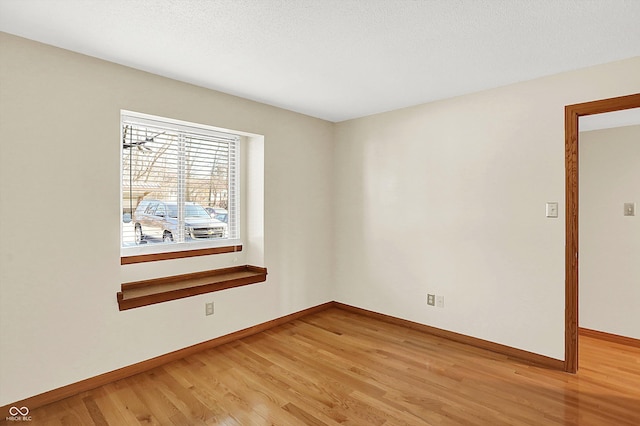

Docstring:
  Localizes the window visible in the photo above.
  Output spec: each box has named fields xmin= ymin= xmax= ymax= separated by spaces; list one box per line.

xmin=121 ymin=111 xmax=240 ymax=259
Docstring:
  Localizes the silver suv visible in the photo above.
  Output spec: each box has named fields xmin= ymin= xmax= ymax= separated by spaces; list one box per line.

xmin=133 ymin=200 xmax=227 ymax=244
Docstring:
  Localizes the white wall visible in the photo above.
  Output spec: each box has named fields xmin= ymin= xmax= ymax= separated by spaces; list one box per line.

xmin=579 ymin=125 xmax=640 ymax=339
xmin=0 ymin=33 xmax=334 ymax=406
xmin=333 ymin=57 xmax=640 ymax=360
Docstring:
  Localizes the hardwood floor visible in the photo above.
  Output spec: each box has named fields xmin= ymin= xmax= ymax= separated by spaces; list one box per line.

xmin=5 ymin=308 xmax=640 ymax=425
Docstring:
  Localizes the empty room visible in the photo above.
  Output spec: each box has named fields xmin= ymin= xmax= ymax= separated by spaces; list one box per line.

xmin=1 ymin=1 xmax=639 ymax=425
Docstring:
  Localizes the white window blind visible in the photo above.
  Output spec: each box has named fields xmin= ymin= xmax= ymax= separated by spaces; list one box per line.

xmin=121 ymin=111 xmax=240 ymax=252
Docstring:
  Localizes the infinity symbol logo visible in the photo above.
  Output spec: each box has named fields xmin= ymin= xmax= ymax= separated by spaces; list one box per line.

xmin=9 ymin=406 xmax=29 ymax=416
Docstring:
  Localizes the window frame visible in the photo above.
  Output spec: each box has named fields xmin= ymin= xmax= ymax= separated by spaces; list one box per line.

xmin=120 ymin=110 xmax=242 ymax=262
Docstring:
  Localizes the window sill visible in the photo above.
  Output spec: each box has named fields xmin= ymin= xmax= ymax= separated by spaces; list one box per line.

xmin=117 ymin=265 xmax=267 ymax=311
xmin=121 ymin=244 xmax=242 ymax=265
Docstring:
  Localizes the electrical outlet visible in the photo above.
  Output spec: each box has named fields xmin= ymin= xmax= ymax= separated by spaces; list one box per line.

xmin=436 ymin=295 xmax=444 ymax=308
xmin=427 ymin=294 xmax=435 ymax=306
xmin=624 ymin=203 xmax=635 ymax=216
xmin=205 ymin=302 xmax=214 ymax=316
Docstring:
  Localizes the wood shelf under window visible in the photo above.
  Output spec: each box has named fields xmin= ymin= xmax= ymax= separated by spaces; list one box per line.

xmin=117 ymin=265 xmax=267 ymax=311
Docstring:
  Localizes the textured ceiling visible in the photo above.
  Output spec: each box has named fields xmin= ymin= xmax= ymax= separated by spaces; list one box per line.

xmin=1 ymin=0 xmax=639 ymax=122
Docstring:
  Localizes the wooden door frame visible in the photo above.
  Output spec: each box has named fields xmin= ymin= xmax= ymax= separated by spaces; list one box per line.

xmin=564 ymin=93 xmax=640 ymax=373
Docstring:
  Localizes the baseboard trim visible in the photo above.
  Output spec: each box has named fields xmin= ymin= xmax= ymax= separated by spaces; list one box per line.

xmin=579 ymin=327 xmax=640 ymax=348
xmin=0 ymin=301 xmax=335 ymax=415
xmin=3 ymin=300 xmax=567 ymax=413
xmin=334 ymin=302 xmax=565 ymax=371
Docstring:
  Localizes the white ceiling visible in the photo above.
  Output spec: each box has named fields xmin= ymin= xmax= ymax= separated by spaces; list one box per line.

xmin=1 ymin=0 xmax=639 ymax=122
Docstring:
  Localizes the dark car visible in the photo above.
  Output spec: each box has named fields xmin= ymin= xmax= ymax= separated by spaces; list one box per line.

xmin=133 ymin=200 xmax=227 ymax=244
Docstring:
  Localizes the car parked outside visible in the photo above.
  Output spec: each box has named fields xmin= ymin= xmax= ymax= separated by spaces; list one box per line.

xmin=205 ymin=207 xmax=228 ymax=223
xmin=133 ymin=200 xmax=227 ymax=244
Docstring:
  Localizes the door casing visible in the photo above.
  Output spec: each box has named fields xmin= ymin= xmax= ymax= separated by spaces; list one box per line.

xmin=564 ymin=93 xmax=640 ymax=373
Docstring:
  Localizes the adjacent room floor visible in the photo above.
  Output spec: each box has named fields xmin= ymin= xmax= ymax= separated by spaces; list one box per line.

xmin=13 ymin=308 xmax=640 ymax=425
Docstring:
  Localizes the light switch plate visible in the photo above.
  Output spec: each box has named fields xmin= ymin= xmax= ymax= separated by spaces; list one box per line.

xmin=624 ymin=203 xmax=636 ymax=216
xmin=546 ymin=202 xmax=559 ymax=218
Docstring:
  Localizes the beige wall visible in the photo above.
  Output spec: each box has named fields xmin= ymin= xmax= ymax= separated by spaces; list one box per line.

xmin=579 ymin=125 xmax=640 ymax=339
xmin=333 ymin=56 xmax=640 ymax=360
xmin=0 ymin=32 xmax=335 ymax=405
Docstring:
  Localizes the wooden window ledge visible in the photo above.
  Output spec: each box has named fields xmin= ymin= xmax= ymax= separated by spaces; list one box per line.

xmin=121 ymin=245 xmax=243 ymax=265
xmin=117 ymin=265 xmax=267 ymax=311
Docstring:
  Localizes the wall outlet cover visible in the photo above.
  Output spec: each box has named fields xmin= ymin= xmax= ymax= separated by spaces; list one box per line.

xmin=427 ymin=294 xmax=435 ymax=306
xmin=205 ymin=302 xmax=214 ymax=316
xmin=624 ymin=202 xmax=635 ymax=216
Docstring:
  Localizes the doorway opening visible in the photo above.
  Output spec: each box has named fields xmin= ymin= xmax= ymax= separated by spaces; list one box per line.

xmin=564 ymin=93 xmax=640 ymax=373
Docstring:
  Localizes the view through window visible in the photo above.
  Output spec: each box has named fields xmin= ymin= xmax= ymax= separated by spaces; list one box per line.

xmin=121 ymin=112 xmax=240 ymax=254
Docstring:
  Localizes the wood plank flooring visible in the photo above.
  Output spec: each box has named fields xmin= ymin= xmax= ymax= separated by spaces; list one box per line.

xmin=4 ymin=308 xmax=640 ymax=425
